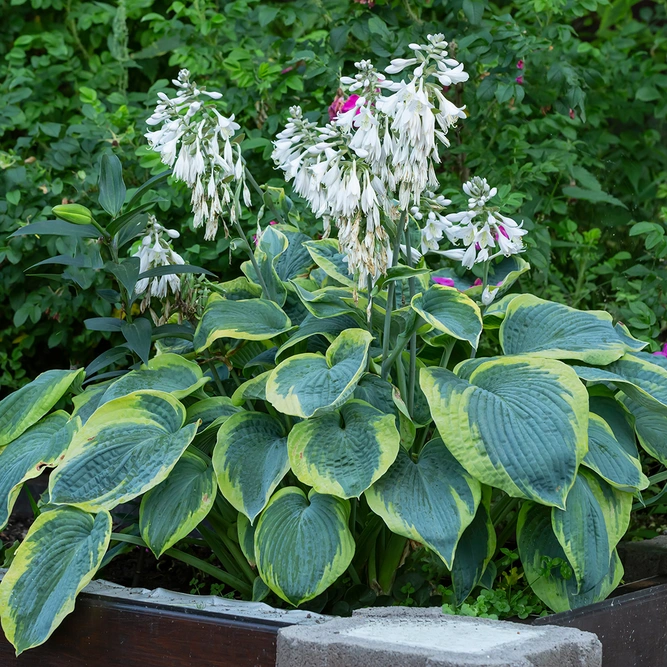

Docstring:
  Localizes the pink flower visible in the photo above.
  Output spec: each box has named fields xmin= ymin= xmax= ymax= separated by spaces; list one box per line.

xmin=515 ymin=75 xmax=524 ymax=85
xmin=340 ymin=94 xmax=360 ymax=114
xmin=269 ymin=220 xmax=277 ymax=225
xmin=328 ymin=93 xmax=346 ymax=121
xmin=433 ymin=276 xmax=455 ymax=287
xmin=516 ymin=60 xmax=524 ymax=70
xmin=654 ymin=343 xmax=667 ymax=358
xmin=473 ymin=278 xmax=483 ymax=287
xmin=569 ymin=108 xmax=576 ymax=120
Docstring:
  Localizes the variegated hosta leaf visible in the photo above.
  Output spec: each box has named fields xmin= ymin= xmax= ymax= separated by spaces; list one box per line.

xmin=0 ymin=506 xmax=112 ymax=653
xmin=421 ymin=357 xmax=589 ymax=508
xmin=0 ymin=368 xmax=84 ymax=447
xmin=583 ymin=413 xmax=647 ymax=491
xmin=411 ymin=285 xmax=483 ymax=349
xmin=0 ymin=412 xmax=77 ymax=530
xmin=288 ymin=400 xmax=400 ymax=499
xmin=272 ymin=225 xmax=314 ymax=281
xmin=291 ymin=282 xmax=361 ymax=321
xmin=140 ymin=450 xmax=216 ymax=557
xmin=237 ymin=512 xmax=257 ymax=567
xmin=518 ymin=502 xmax=623 ymax=612
xmin=618 ymin=392 xmax=667 ymax=464
xmin=450 ymin=491 xmax=496 ymax=605
xmin=213 ymin=411 xmax=289 ymax=522
xmin=303 ymin=238 xmax=355 ymax=287
xmin=194 ymin=294 xmax=292 ymax=352
xmin=99 ymin=353 xmax=209 ymax=405
xmin=266 ymin=328 xmax=373 ymax=418
xmin=552 ymin=469 xmax=631 ymax=594
xmin=231 ymin=370 xmax=272 ymax=406
xmin=500 ymin=295 xmax=635 ymax=364
xmin=242 ymin=226 xmax=288 ymax=306
xmin=365 ymin=438 xmax=481 ymax=567
xmin=254 ymin=487 xmax=354 ymax=605
xmin=573 ymin=353 xmax=667 ymax=412
xmin=49 ymin=391 xmax=197 ymax=512
xmin=186 ymin=397 xmax=243 ymax=430
xmin=276 ymin=313 xmax=358 ymax=360
xmin=71 ymin=383 xmax=109 ymax=424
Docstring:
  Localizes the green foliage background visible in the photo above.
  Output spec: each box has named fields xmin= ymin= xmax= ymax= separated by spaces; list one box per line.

xmin=1 ymin=0 xmax=666 ymax=392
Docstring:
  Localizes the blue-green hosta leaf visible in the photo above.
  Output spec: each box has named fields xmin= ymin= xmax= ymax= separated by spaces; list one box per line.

xmin=618 ymin=392 xmax=667 ymax=464
xmin=365 ymin=439 xmax=481 ymax=567
xmin=237 ymin=512 xmax=257 ymax=567
xmin=273 ymin=225 xmax=313 ymax=281
xmin=290 ymin=282 xmax=361 ymax=321
xmin=49 ymin=391 xmax=197 ymax=512
xmin=242 ymin=226 xmax=288 ymax=306
xmin=583 ymin=413 xmax=647 ymax=491
xmin=0 ymin=506 xmax=112 ymax=653
xmin=186 ymin=397 xmax=243 ymax=430
xmin=210 ymin=276 xmax=263 ymax=300
xmin=71 ymin=383 xmax=110 ymax=424
xmin=0 ymin=368 xmax=84 ymax=447
xmin=614 ymin=323 xmax=647 ymax=353
xmin=194 ymin=294 xmax=292 ymax=352
xmin=99 ymin=353 xmax=208 ymax=405
xmin=288 ymin=400 xmax=400 ymax=499
xmin=411 ymin=285 xmax=483 ymax=348
xmin=231 ymin=370 xmax=272 ymax=406
xmin=0 ymin=412 xmax=76 ymax=530
xmin=140 ymin=450 xmax=216 ymax=557
xmin=589 ymin=395 xmax=638 ymax=456
xmin=450 ymin=491 xmax=496 ymax=604
xmin=518 ymin=502 xmax=623 ymax=612
xmin=266 ymin=329 xmax=373 ymax=418
xmin=552 ymin=470 xmax=631 ymax=594
xmin=213 ymin=411 xmax=289 ymax=522
xmin=573 ymin=353 xmax=667 ymax=412
xmin=303 ymin=239 xmax=355 ymax=287
xmin=500 ymin=295 xmax=628 ymax=364
xmin=276 ymin=313 xmax=358 ymax=360
xmin=254 ymin=487 xmax=354 ymax=605
xmin=421 ymin=357 xmax=588 ymax=508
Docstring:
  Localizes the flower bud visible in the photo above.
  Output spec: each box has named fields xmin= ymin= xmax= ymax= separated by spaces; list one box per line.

xmin=52 ymin=204 xmax=94 ymax=225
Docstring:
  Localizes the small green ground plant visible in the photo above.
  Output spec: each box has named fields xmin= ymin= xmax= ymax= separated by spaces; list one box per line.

xmin=0 ymin=28 xmax=666 ymax=658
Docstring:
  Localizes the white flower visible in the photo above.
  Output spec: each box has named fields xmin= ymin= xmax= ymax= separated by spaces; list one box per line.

xmin=133 ymin=214 xmax=185 ymax=302
xmin=482 ymin=285 xmax=499 ymax=305
xmin=145 ymin=69 xmax=246 ymax=240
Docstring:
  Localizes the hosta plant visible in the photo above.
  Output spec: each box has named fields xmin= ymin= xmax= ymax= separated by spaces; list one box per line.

xmin=1 ymin=37 xmax=666 ymax=655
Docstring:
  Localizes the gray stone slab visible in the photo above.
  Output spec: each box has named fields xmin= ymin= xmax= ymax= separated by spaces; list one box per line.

xmin=277 ymin=607 xmax=602 ymax=667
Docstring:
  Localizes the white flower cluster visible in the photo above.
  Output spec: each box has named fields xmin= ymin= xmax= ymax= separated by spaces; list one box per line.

xmin=272 ymin=34 xmax=468 ymax=288
xmin=134 ymin=214 xmax=185 ymax=302
xmin=438 ymin=177 xmax=527 ymax=270
xmin=145 ymin=69 xmax=250 ymax=241
xmin=411 ymin=191 xmax=453 ymax=255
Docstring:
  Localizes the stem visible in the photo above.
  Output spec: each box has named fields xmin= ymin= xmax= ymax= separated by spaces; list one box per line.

xmin=244 ymin=167 xmax=286 ymax=225
xmin=440 ymin=340 xmax=455 ymax=368
xmin=381 ymin=220 xmax=404 ymax=380
xmin=206 ymin=360 xmax=227 ymax=396
xmin=232 ymin=218 xmax=271 ymax=300
xmin=366 ymin=273 xmax=374 ymax=325
xmin=110 ymin=533 xmax=252 ymax=596
xmin=404 ymin=220 xmax=417 ymax=416
xmin=481 ymin=260 xmax=491 ymax=294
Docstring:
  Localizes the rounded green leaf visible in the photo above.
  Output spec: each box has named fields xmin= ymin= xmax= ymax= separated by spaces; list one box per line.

xmin=49 ymin=391 xmax=197 ymax=512
xmin=552 ymin=470 xmax=631 ymax=594
xmin=411 ymin=285 xmax=483 ymax=348
xmin=288 ymin=400 xmax=400 ymax=499
xmin=237 ymin=512 xmax=257 ymax=567
xmin=0 ymin=368 xmax=84 ymax=447
xmin=266 ymin=328 xmax=373 ymax=418
xmin=500 ymin=295 xmax=628 ymax=364
xmin=194 ymin=294 xmax=292 ymax=352
xmin=583 ymin=413 xmax=648 ymax=491
xmin=213 ymin=411 xmax=289 ymax=522
xmin=0 ymin=412 xmax=75 ymax=530
xmin=231 ymin=370 xmax=272 ymax=406
xmin=0 ymin=506 xmax=112 ymax=654
xmin=100 ymin=353 xmax=209 ymax=404
xmin=421 ymin=357 xmax=589 ymax=508
xmin=254 ymin=487 xmax=354 ymax=605
xmin=140 ymin=450 xmax=216 ymax=557
xmin=518 ymin=502 xmax=623 ymax=612
xmin=186 ymin=397 xmax=243 ymax=429
xmin=365 ymin=438 xmax=481 ymax=567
